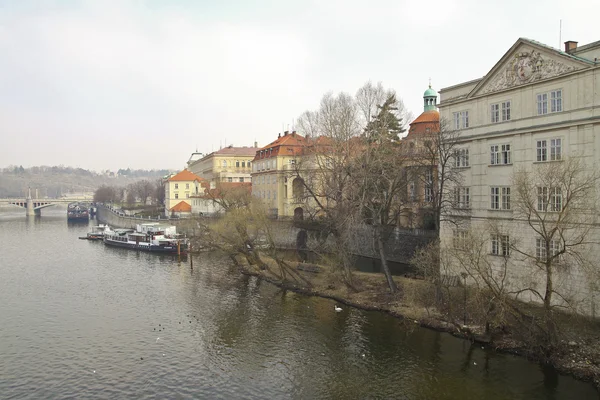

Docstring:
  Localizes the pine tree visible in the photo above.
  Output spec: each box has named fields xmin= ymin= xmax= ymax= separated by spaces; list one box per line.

xmin=363 ymin=94 xmax=405 ymax=143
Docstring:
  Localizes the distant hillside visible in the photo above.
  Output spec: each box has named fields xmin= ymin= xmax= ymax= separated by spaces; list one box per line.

xmin=0 ymin=165 xmax=172 ymax=198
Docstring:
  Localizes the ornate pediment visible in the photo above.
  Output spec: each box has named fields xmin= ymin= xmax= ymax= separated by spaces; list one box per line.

xmin=476 ymin=46 xmax=584 ymax=96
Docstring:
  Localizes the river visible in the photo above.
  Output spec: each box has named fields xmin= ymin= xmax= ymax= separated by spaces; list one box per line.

xmin=0 ymin=209 xmax=597 ymax=399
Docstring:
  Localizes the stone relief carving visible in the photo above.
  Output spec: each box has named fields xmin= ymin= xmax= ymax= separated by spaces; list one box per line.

xmin=480 ymin=48 xmax=578 ymax=95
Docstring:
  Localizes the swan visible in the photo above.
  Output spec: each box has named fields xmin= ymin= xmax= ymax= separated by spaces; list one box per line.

xmin=334 ymin=305 xmax=342 ymax=312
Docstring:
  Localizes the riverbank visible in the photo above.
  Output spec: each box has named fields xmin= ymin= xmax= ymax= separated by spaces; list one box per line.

xmin=236 ymin=256 xmax=600 ymax=391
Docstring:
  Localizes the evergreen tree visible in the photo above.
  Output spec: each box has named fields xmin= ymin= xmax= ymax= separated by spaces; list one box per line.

xmin=363 ymin=94 xmax=405 ymax=143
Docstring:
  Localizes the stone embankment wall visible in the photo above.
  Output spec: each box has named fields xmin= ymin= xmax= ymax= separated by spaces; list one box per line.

xmin=97 ymin=205 xmax=435 ymax=265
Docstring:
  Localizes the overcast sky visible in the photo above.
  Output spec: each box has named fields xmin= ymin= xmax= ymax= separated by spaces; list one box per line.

xmin=1 ymin=0 xmax=598 ymax=171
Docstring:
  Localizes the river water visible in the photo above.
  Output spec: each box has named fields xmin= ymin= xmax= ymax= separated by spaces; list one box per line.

xmin=0 ymin=209 xmax=597 ymax=399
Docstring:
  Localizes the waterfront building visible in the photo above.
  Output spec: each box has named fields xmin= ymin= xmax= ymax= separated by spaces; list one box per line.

xmin=187 ymin=145 xmax=257 ymax=185
xmin=438 ymin=37 xmax=600 ymax=315
xmin=400 ymin=84 xmax=441 ymax=229
xmin=164 ymin=169 xmax=205 ymax=215
xmin=251 ymin=131 xmax=307 ymax=218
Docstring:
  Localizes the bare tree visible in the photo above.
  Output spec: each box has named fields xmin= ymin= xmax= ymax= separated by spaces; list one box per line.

xmin=408 ymin=118 xmax=468 ymax=234
xmin=294 ymin=91 xmax=362 ymax=286
xmin=510 ymin=157 xmax=600 ymax=314
xmin=133 ymin=179 xmax=155 ymax=205
xmin=351 ymin=94 xmax=409 ymax=293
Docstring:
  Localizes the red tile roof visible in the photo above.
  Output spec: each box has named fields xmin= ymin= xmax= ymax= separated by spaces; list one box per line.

xmin=168 ymin=169 xmax=203 ymax=182
xmin=170 ymin=201 xmax=192 ymax=212
xmin=407 ymin=110 xmax=440 ymax=136
xmin=253 ymin=132 xmax=307 ymax=161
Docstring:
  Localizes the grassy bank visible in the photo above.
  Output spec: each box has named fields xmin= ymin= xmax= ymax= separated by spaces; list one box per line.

xmin=234 ymin=255 xmax=600 ymax=390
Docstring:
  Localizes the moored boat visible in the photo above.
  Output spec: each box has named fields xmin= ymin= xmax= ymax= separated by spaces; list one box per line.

xmin=103 ymin=223 xmax=188 ymax=254
xmin=86 ymin=224 xmax=107 ymax=240
xmin=67 ymin=202 xmax=89 ymax=221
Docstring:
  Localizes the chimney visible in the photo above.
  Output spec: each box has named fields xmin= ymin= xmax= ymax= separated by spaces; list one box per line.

xmin=564 ymin=40 xmax=578 ymax=53
xmin=254 ymin=141 xmax=257 ymax=148
xmin=292 ymin=130 xmax=296 ymax=135
xmin=284 ymin=131 xmax=289 ymax=136
xmin=278 ymin=133 xmax=281 ymax=138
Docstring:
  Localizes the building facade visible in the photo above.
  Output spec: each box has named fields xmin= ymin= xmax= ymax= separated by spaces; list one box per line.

xmin=251 ymin=131 xmax=311 ymax=219
xmin=438 ymin=37 xmax=600 ymax=315
xmin=187 ymin=145 xmax=257 ymax=185
xmin=164 ymin=169 xmax=204 ymax=215
xmin=400 ymin=85 xmax=440 ymax=229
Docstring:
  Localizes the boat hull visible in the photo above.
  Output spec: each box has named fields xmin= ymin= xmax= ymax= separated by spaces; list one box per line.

xmin=103 ymin=238 xmax=187 ymax=254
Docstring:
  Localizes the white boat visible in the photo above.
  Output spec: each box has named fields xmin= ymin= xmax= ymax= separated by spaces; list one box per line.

xmin=86 ymin=224 xmax=108 ymax=240
xmin=103 ymin=223 xmax=189 ymax=254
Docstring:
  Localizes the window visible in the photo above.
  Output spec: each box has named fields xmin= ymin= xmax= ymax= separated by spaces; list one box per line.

xmin=550 ymin=139 xmax=562 ymax=161
xmin=537 ymin=93 xmax=548 ymax=115
xmin=455 ymin=187 xmax=470 ymax=209
xmin=174 ymin=193 xmax=179 ymax=199
xmin=502 ymin=101 xmax=511 ymax=121
xmin=536 ymin=140 xmax=547 ymax=161
xmin=185 ymin=183 xmax=189 ymax=189
xmin=538 ymin=90 xmax=562 ymax=115
xmin=490 ymin=187 xmax=510 ymax=210
xmin=491 ymin=103 xmax=499 ymax=123
xmin=490 ymin=145 xmax=499 ymax=165
xmin=536 ymin=238 xmax=561 ymax=262
xmin=248 ymin=162 xmax=251 ymax=169
xmin=222 ymin=160 xmax=227 ymax=168
xmin=242 ymin=161 xmax=246 ymax=168
xmin=289 ymin=159 xmax=296 ymax=165
xmin=551 ymin=90 xmax=562 ymax=112
xmin=453 ymin=111 xmax=469 ymax=129
xmin=424 ymin=169 xmax=434 ymax=202
xmin=491 ymin=234 xmax=510 ymax=256
xmin=185 ymin=192 xmax=190 ymax=198
xmin=536 ymin=138 xmax=562 ymax=161
xmin=239 ymin=178 xmax=244 ymax=182
xmin=174 ymin=183 xmax=179 ymax=189
xmin=453 ymin=230 xmax=468 ymax=250
xmin=267 ymin=191 xmax=271 ymax=199
xmin=537 ymin=187 xmax=562 ymax=211
xmin=228 ymin=177 xmax=233 ymax=182
xmin=491 ymin=144 xmax=511 ymax=165
xmin=409 ymin=181 xmax=416 ymax=201
xmin=273 ymin=191 xmax=277 ymax=201
xmin=454 ymin=148 xmax=469 ymax=167
xmin=491 ymin=101 xmax=512 ymax=123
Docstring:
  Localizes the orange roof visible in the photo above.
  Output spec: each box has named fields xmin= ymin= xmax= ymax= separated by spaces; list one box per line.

xmin=407 ymin=110 xmax=440 ymax=136
xmin=170 ymin=201 xmax=192 ymax=212
xmin=253 ymin=132 xmax=306 ymax=161
xmin=168 ymin=169 xmax=203 ymax=182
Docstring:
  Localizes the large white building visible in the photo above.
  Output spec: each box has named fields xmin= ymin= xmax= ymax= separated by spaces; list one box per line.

xmin=438 ymin=38 xmax=600 ymax=315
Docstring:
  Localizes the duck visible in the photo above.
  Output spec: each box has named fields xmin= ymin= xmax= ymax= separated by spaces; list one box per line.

xmin=334 ymin=305 xmax=342 ymax=312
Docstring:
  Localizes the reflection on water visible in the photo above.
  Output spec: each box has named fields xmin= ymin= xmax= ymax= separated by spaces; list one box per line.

xmin=0 ymin=209 xmax=597 ymax=399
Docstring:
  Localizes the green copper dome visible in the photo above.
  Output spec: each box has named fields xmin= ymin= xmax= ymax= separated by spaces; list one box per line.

xmin=424 ymin=87 xmax=437 ymax=97
xmin=423 ymin=83 xmax=437 ymax=112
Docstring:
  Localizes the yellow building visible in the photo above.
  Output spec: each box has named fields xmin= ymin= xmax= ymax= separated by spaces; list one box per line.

xmin=164 ymin=169 xmax=204 ymax=215
xmin=187 ymin=145 xmax=257 ymax=185
xmin=252 ymin=131 xmax=324 ymax=219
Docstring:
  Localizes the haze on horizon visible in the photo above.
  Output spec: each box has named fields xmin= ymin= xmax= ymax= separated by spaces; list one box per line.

xmin=1 ymin=0 xmax=598 ymax=171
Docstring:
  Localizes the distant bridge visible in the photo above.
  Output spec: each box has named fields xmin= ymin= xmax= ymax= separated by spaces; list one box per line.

xmin=0 ymin=188 xmax=93 ymax=216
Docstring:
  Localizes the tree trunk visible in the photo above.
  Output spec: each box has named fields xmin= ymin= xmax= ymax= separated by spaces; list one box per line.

xmin=544 ymin=258 xmax=553 ymax=311
xmin=376 ymin=228 xmax=397 ymax=293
